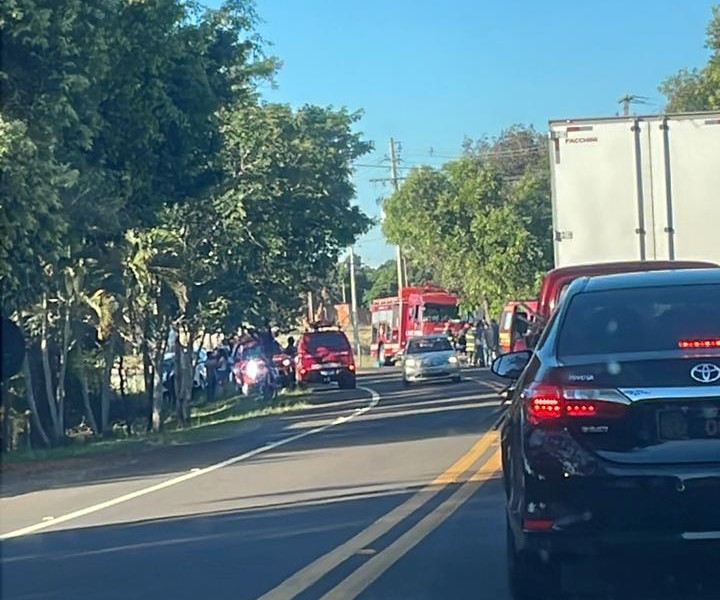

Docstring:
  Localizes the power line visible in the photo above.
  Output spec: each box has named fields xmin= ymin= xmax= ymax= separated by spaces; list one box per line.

xmin=401 ymin=146 xmax=544 ymax=160
xmin=353 ymin=145 xmax=544 ymax=172
xmin=353 ymin=236 xmax=386 ymax=246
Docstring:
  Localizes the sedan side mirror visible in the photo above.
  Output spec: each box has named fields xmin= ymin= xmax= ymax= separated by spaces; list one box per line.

xmin=491 ymin=350 xmax=532 ymax=380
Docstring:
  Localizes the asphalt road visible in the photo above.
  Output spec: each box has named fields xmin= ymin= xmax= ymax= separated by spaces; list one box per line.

xmin=0 ymin=369 xmax=714 ymax=600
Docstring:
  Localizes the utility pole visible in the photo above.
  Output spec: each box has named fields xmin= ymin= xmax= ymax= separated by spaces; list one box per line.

xmin=389 ymin=138 xmax=404 ymax=337
xmin=307 ymin=291 xmax=314 ymax=325
xmin=402 ymin=254 xmax=409 ymax=289
xmin=620 ymin=94 xmax=631 ymax=117
xmin=618 ymin=94 xmax=650 ymax=117
xmin=349 ymin=247 xmax=361 ymax=358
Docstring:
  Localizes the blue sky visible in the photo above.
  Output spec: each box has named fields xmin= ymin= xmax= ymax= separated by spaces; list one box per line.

xmin=228 ymin=0 xmax=716 ymax=265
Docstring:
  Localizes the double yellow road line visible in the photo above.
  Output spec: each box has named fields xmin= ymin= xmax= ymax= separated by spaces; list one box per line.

xmin=258 ymin=427 xmax=502 ymax=600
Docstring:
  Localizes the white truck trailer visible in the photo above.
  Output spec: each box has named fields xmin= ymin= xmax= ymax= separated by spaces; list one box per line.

xmin=548 ymin=112 xmax=720 ymax=267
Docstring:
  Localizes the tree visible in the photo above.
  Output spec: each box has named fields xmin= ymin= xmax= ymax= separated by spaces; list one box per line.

xmin=216 ymin=101 xmax=373 ymax=325
xmin=365 ymin=260 xmax=399 ymax=303
xmin=0 ymin=116 xmax=70 ymax=314
xmin=661 ymin=6 xmax=720 ymax=111
xmin=1 ymin=0 xmax=374 ymax=447
xmin=383 ymin=126 xmax=553 ymax=316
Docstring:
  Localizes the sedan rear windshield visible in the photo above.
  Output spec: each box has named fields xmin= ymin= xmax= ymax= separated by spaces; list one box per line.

xmin=407 ymin=338 xmax=453 ymax=354
xmin=557 ymin=284 xmax=720 ymax=357
xmin=304 ymin=331 xmax=351 ymax=353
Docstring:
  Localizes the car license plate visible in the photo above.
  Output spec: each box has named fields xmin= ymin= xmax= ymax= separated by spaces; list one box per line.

xmin=658 ymin=409 xmax=720 ymax=440
xmin=320 ymin=370 xmax=337 ymax=377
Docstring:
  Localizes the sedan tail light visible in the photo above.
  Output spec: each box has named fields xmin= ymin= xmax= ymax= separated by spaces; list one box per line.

xmin=678 ymin=338 xmax=720 ymax=349
xmin=525 ymin=384 xmax=628 ymax=424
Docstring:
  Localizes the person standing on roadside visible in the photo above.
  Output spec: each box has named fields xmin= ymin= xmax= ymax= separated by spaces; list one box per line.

xmin=216 ymin=348 xmax=229 ymax=392
xmin=483 ymin=320 xmax=495 ymax=367
xmin=456 ymin=328 xmax=467 ymax=358
xmin=465 ymin=324 xmax=476 ymax=365
xmin=471 ymin=322 xmax=483 ymax=366
xmin=490 ymin=318 xmax=500 ymax=360
xmin=475 ymin=320 xmax=487 ymax=367
xmin=205 ymin=350 xmax=218 ymax=402
xmin=443 ymin=324 xmax=456 ymax=349
xmin=285 ymin=336 xmax=297 ymax=358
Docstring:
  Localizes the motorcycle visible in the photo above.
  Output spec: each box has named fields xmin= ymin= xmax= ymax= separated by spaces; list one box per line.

xmin=273 ymin=352 xmax=296 ymax=390
xmin=236 ymin=352 xmax=278 ymax=402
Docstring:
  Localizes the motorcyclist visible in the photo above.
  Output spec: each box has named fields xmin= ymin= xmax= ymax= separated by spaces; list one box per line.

xmin=284 ymin=336 xmax=297 ymax=358
xmin=257 ymin=323 xmax=282 ymax=383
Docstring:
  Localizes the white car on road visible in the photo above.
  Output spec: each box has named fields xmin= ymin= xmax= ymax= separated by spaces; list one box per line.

xmin=402 ymin=335 xmax=461 ymax=387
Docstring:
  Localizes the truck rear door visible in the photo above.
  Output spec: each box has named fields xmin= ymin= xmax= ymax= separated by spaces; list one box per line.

xmin=549 ymin=113 xmax=720 ymax=268
xmin=549 ymin=119 xmax=651 ymax=267
xmin=647 ymin=115 xmax=720 ymax=264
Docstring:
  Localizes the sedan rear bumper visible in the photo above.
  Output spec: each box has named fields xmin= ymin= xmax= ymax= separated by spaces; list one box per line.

xmin=510 ymin=469 xmax=720 ymax=559
xmin=514 ymin=521 xmax=720 ymax=558
xmin=513 ymin=523 xmax=720 ymax=556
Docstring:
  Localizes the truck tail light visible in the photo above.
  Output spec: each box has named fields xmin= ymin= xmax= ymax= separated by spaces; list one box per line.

xmin=525 ymin=384 xmax=628 ymax=424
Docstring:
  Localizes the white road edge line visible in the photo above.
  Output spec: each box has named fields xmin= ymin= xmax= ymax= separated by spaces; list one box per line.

xmin=0 ymin=386 xmax=380 ymax=541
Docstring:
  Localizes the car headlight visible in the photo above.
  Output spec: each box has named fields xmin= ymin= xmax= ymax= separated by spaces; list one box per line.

xmin=448 ymin=356 xmax=458 ymax=364
xmin=282 ymin=358 xmax=291 ymax=367
xmin=405 ymin=358 xmax=417 ymax=367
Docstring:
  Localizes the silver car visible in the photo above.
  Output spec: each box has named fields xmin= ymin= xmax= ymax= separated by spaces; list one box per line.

xmin=402 ymin=335 xmax=461 ymax=387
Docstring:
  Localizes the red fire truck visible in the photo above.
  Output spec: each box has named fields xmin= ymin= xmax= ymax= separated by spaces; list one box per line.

xmin=370 ymin=284 xmax=462 ymax=365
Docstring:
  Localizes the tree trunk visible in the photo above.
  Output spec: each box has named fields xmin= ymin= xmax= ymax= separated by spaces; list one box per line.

xmin=151 ymin=358 xmax=164 ymax=432
xmin=118 ymin=352 xmax=127 ymax=403
xmin=100 ymin=334 xmax=116 ymax=434
xmin=1 ymin=380 xmax=11 ymax=452
xmin=78 ymin=352 xmax=99 ymax=434
xmin=141 ymin=338 xmax=153 ymax=422
xmin=117 ymin=352 xmax=132 ymax=435
xmin=144 ymin=365 xmax=154 ymax=433
xmin=150 ymin=327 xmax=169 ymax=433
xmin=176 ymin=345 xmax=192 ymax=425
xmin=22 ymin=356 xmax=50 ymax=448
xmin=173 ymin=324 xmax=192 ymax=426
xmin=193 ymin=329 xmax=204 ymax=369
xmin=40 ymin=295 xmax=61 ymax=442
xmin=55 ymin=303 xmax=72 ymax=436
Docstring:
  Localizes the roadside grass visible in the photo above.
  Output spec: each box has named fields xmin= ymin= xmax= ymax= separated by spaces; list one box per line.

xmin=3 ymin=390 xmax=310 ymax=466
xmin=357 ymin=353 xmax=380 ymax=369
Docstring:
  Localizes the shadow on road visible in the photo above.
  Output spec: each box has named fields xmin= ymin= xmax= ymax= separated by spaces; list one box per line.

xmin=2 ymin=475 xmax=716 ymax=600
xmin=0 ymin=480 xmax=473 ymax=600
xmin=1 ymin=370 xmax=501 ymax=498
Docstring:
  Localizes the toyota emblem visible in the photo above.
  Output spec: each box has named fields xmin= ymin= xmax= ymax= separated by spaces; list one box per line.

xmin=690 ymin=363 xmax=720 ymax=384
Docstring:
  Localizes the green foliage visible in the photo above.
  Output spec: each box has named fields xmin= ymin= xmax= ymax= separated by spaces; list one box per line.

xmin=661 ymin=6 xmax=720 ymax=111
xmin=382 ymin=126 xmax=553 ymax=315
xmin=214 ymin=101 xmax=372 ymax=325
xmin=364 ymin=260 xmax=399 ymax=303
xmin=1 ymin=0 xmax=371 ymax=447
xmin=0 ymin=116 xmax=70 ymax=313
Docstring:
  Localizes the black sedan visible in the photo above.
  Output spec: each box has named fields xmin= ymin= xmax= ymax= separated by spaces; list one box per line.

xmin=493 ymin=268 xmax=720 ymax=599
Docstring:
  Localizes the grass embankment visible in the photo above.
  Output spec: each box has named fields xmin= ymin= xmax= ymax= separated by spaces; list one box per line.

xmin=3 ymin=391 xmax=310 ymax=466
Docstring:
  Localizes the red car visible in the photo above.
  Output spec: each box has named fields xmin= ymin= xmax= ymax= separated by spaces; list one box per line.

xmin=498 ymin=261 xmax=717 ymax=356
xmin=296 ymin=327 xmax=356 ymax=389
xmin=536 ymin=260 xmax=718 ymax=322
